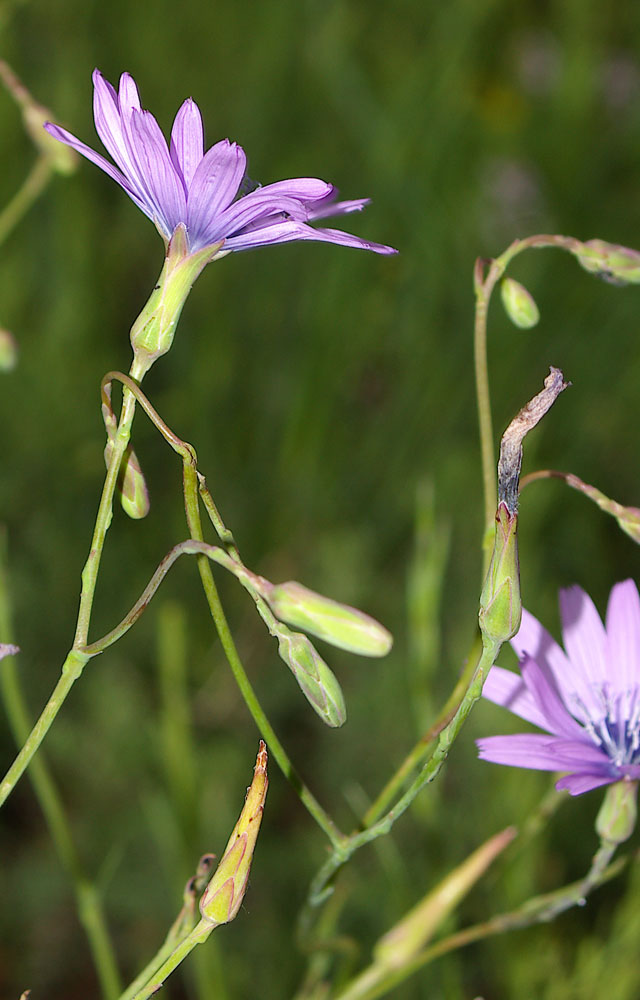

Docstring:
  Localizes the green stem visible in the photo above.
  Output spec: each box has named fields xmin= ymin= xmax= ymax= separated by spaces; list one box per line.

xmin=0 ymin=536 xmax=121 ymax=998
xmin=302 ymin=638 xmax=500 ymax=914
xmin=0 ymin=359 xmax=145 ymax=808
xmin=182 ymin=458 xmax=345 ymax=848
xmin=0 ymin=155 xmax=52 ymax=248
xmin=98 ymin=372 xmax=346 ymax=847
xmin=362 ymin=633 xmax=483 ymax=827
xmin=473 ymin=233 xmax=585 ymax=568
xmin=335 ymin=844 xmax=626 ymax=1000
xmin=130 ymin=919 xmax=213 ymax=1000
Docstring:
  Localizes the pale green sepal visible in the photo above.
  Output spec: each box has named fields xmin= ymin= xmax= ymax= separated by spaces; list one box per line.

xmin=263 ymin=580 xmax=393 ymax=657
xmin=199 ymin=742 xmax=268 ymax=926
xmin=574 ymin=238 xmax=640 ymax=285
xmin=479 ymin=502 xmax=521 ymax=643
xmin=275 ymin=625 xmax=346 ymax=727
xmin=129 ymin=224 xmax=224 ymax=374
xmin=500 ymin=277 xmax=540 ymax=329
xmin=595 ymin=780 xmax=638 ymax=845
xmin=374 ymin=826 xmax=516 ymax=968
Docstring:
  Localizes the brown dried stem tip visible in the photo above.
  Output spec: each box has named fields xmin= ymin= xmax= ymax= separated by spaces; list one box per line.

xmin=498 ymin=367 xmax=569 ymax=516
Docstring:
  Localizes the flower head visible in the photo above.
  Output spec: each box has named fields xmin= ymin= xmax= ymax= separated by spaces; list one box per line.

xmin=44 ymin=70 xmax=396 ymax=258
xmin=477 ymin=580 xmax=640 ymax=795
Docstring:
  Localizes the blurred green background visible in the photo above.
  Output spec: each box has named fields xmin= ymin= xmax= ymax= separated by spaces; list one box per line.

xmin=2 ymin=0 xmax=640 ymax=996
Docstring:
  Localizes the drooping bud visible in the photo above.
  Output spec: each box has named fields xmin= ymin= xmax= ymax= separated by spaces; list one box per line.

xmin=199 ymin=742 xmax=268 ymax=926
xmin=129 ymin=225 xmax=223 ymax=376
xmin=275 ymin=625 xmax=346 ymax=727
xmin=373 ymin=826 xmax=516 ymax=968
xmin=479 ymin=502 xmax=521 ymax=643
xmin=573 ymin=238 xmax=640 ymax=285
xmin=0 ymin=59 xmax=77 ymax=175
xmin=0 ymin=328 xmax=18 ymax=372
xmin=102 ymin=390 xmax=150 ymax=519
xmin=595 ymin=780 xmax=638 ymax=845
xmin=500 ymin=277 xmax=540 ymax=329
xmin=260 ymin=580 xmax=392 ymax=657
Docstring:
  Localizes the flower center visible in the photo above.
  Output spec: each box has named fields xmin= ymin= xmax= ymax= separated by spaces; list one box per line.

xmin=577 ymin=685 xmax=640 ymax=766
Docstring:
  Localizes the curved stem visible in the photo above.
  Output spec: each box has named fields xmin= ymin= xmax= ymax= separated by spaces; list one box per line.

xmin=0 ymin=155 xmax=52 ymax=248
xmin=100 ymin=373 xmax=346 ymax=847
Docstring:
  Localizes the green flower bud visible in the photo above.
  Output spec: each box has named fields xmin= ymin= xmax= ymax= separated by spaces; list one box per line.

xmin=479 ymin=502 xmax=521 ymax=643
xmin=262 ymin=580 xmax=392 ymax=657
xmin=276 ymin=626 xmax=346 ymax=727
xmin=500 ymin=277 xmax=540 ymax=329
xmin=102 ymin=401 xmax=150 ymax=519
xmin=595 ymin=780 xmax=637 ymax=845
xmin=200 ymin=742 xmax=268 ymax=926
xmin=574 ymin=239 xmax=640 ymax=285
xmin=129 ymin=225 xmax=223 ymax=376
xmin=0 ymin=328 xmax=18 ymax=372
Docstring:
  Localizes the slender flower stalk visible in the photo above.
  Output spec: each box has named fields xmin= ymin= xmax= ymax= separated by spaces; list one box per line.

xmin=45 ymin=70 xmax=396 ymax=259
xmin=478 ymin=580 xmax=640 ymax=796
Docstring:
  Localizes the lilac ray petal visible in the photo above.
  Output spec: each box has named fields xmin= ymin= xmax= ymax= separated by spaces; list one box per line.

xmin=519 ymin=655 xmax=586 ymax=739
xmin=606 ymin=579 xmax=640 ymax=693
xmin=117 ymin=72 xmax=142 ymax=114
xmin=201 ymin=191 xmax=317 ymax=246
xmin=476 ymin=733 xmax=608 ymax=771
xmin=224 ymin=219 xmax=396 ymax=254
xmin=0 ymin=643 xmax=19 ymax=660
xmin=511 ymin=607 xmax=595 ymax=724
xmin=188 ymin=140 xmax=247 ymax=237
xmin=169 ymin=98 xmax=204 ymax=190
xmin=482 ymin=664 xmax=552 ymax=731
xmin=560 ymin=585 xmax=609 ymax=699
xmin=130 ymin=111 xmax=188 ymax=236
xmin=92 ymin=70 xmax=132 ymax=175
xmin=43 ymin=122 xmax=150 ymax=214
xmin=555 ymin=772 xmax=615 ymax=795
xmin=252 ymin=177 xmax=333 ymax=203
xmin=308 ymin=197 xmax=370 ymax=220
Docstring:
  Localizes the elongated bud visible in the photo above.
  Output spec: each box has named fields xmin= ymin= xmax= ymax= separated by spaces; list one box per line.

xmin=275 ymin=625 xmax=346 ymax=727
xmin=130 ymin=225 xmax=223 ymax=375
xmin=260 ymin=580 xmax=392 ymax=657
xmin=500 ymin=277 xmax=540 ymax=329
xmin=560 ymin=473 xmax=640 ymax=545
xmin=374 ymin=827 xmax=515 ymax=968
xmin=595 ymin=780 xmax=637 ymax=845
xmin=0 ymin=328 xmax=18 ymax=372
xmin=0 ymin=60 xmax=77 ymax=175
xmin=102 ymin=395 xmax=150 ymax=519
xmin=479 ymin=503 xmax=521 ymax=642
xmin=573 ymin=238 xmax=640 ymax=285
xmin=199 ymin=742 xmax=268 ymax=926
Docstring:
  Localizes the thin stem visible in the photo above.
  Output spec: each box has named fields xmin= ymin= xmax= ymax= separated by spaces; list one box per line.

xmin=334 ymin=846 xmax=627 ymax=1000
xmin=0 ymin=360 xmax=145 ymax=807
xmin=0 ymin=535 xmax=121 ymax=998
xmin=130 ymin=920 xmax=213 ymax=1000
xmin=302 ymin=637 xmax=500 ymax=915
xmin=99 ymin=373 xmax=346 ymax=847
xmin=363 ymin=633 xmax=483 ymax=827
xmin=0 ymin=155 xmax=52 ymax=248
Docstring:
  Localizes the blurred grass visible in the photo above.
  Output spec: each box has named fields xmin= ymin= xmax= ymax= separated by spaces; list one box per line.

xmin=1 ymin=0 xmax=640 ymax=996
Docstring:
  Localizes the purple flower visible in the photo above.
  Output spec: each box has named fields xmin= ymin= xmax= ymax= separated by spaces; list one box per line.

xmin=44 ymin=70 xmax=396 ymax=258
xmin=477 ymin=580 xmax=640 ymax=795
